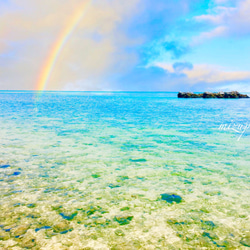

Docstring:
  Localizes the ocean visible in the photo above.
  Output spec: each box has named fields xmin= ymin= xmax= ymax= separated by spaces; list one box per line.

xmin=0 ymin=91 xmax=250 ymax=249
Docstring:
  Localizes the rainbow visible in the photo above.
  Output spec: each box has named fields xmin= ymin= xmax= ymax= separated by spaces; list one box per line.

xmin=36 ymin=0 xmax=92 ymax=93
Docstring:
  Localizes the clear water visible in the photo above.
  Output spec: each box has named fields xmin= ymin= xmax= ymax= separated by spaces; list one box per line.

xmin=0 ymin=91 xmax=249 ymax=249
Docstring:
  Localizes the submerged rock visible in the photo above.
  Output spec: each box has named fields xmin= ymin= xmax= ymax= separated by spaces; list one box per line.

xmin=91 ymin=174 xmax=101 ymax=178
xmin=51 ymin=205 xmax=63 ymax=211
xmin=184 ymin=179 xmax=192 ymax=184
xmin=85 ymin=205 xmax=107 ymax=216
xmin=114 ymin=215 xmax=133 ymax=225
xmin=59 ymin=211 xmax=78 ymax=221
xmin=20 ymin=238 xmax=36 ymax=249
xmin=108 ymin=183 xmax=121 ymax=189
xmin=3 ymin=225 xmax=14 ymax=232
xmin=0 ymin=229 xmax=10 ymax=240
xmin=160 ymin=193 xmax=182 ymax=204
xmin=12 ymin=224 xmax=30 ymax=237
xmin=84 ymin=217 xmax=111 ymax=228
xmin=120 ymin=207 xmax=130 ymax=211
xmin=204 ymin=190 xmax=221 ymax=196
xmin=52 ymin=221 xmax=72 ymax=233
xmin=115 ymin=229 xmax=125 ymax=236
xmin=12 ymin=171 xmax=21 ymax=176
xmin=201 ymin=220 xmax=216 ymax=230
xmin=202 ymin=231 xmax=219 ymax=240
xmin=117 ymin=176 xmax=129 ymax=181
xmin=129 ymin=158 xmax=147 ymax=162
xmin=240 ymin=234 xmax=250 ymax=247
xmin=178 ymin=91 xmax=249 ymax=98
xmin=35 ymin=226 xmax=51 ymax=232
xmin=27 ymin=212 xmax=40 ymax=219
xmin=0 ymin=165 xmax=10 ymax=169
xmin=27 ymin=203 xmax=36 ymax=208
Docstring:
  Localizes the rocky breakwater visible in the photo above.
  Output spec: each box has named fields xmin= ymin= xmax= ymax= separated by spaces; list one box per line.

xmin=178 ymin=91 xmax=249 ymax=98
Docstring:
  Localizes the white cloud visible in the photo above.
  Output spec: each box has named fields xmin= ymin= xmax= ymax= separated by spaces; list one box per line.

xmin=155 ymin=62 xmax=250 ymax=85
xmin=191 ymin=26 xmax=226 ymax=45
xmin=184 ymin=65 xmax=250 ymax=84
xmin=194 ymin=0 xmax=250 ymax=41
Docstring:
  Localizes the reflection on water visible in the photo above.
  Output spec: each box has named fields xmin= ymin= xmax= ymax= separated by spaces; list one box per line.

xmin=0 ymin=92 xmax=250 ymax=249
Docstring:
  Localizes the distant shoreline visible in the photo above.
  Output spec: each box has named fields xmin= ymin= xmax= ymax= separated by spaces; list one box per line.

xmin=178 ymin=91 xmax=249 ymax=98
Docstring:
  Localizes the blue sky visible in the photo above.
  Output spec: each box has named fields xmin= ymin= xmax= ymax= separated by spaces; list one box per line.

xmin=0 ymin=0 xmax=250 ymax=91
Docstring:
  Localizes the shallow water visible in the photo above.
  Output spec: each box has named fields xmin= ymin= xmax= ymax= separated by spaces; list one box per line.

xmin=0 ymin=91 xmax=250 ymax=249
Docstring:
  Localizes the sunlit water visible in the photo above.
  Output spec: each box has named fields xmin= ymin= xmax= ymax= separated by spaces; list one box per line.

xmin=0 ymin=91 xmax=250 ymax=249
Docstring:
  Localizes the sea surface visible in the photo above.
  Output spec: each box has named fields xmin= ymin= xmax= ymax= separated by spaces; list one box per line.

xmin=0 ymin=91 xmax=250 ymax=249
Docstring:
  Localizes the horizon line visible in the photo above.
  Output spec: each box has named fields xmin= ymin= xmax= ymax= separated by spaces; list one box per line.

xmin=0 ymin=90 xmax=249 ymax=93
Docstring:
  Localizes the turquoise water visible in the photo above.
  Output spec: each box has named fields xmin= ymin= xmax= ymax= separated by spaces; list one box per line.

xmin=0 ymin=91 xmax=250 ymax=249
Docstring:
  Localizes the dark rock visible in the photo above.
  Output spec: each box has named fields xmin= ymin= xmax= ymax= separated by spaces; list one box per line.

xmin=215 ymin=240 xmax=230 ymax=248
xmin=160 ymin=193 xmax=183 ymax=204
xmin=27 ymin=203 xmax=36 ymax=208
xmin=0 ymin=165 xmax=10 ymax=169
xmin=91 ymin=174 xmax=101 ymax=178
xmin=240 ymin=234 xmax=250 ymax=247
xmin=52 ymin=205 xmax=63 ymax=211
xmin=178 ymin=91 xmax=249 ymax=98
xmin=27 ymin=213 xmax=40 ymax=219
xmin=184 ymin=180 xmax=192 ymax=184
xmin=85 ymin=205 xmax=107 ymax=216
xmin=177 ymin=92 xmax=183 ymax=97
xmin=203 ymin=92 xmax=216 ymax=98
xmin=59 ymin=212 xmax=78 ymax=220
xmin=3 ymin=226 xmax=12 ymax=232
xmin=12 ymin=171 xmax=21 ymax=176
xmin=86 ymin=206 xmax=97 ymax=216
xmin=108 ymin=184 xmax=121 ymax=189
xmin=117 ymin=176 xmax=129 ymax=181
xmin=35 ymin=226 xmax=51 ymax=232
xmin=202 ymin=231 xmax=219 ymax=240
xmin=60 ymin=228 xmax=73 ymax=234
xmin=52 ymin=221 xmax=72 ymax=233
xmin=13 ymin=203 xmax=21 ymax=207
xmin=120 ymin=207 xmax=130 ymax=211
xmin=115 ymin=229 xmax=125 ymax=236
xmin=201 ymin=220 xmax=216 ymax=230
xmin=114 ymin=215 xmax=133 ymax=225
xmin=129 ymin=158 xmax=147 ymax=162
